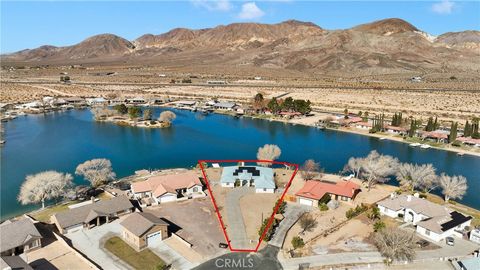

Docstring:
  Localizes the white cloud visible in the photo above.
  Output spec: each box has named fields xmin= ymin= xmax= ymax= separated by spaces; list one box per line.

xmin=238 ymin=2 xmax=265 ymax=20
xmin=432 ymin=0 xmax=455 ymax=14
xmin=192 ymin=0 xmax=232 ymax=12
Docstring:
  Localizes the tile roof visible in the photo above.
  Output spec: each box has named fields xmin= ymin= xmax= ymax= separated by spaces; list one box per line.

xmin=295 ymin=180 xmax=361 ymax=200
xmin=53 ymin=196 xmax=133 ymax=229
xmin=0 ymin=218 xmax=42 ymax=253
xmin=131 ymin=171 xmax=202 ymax=198
xmin=120 ymin=212 xmax=168 ymax=237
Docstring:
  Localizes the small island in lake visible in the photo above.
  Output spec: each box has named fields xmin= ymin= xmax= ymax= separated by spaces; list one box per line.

xmin=92 ymin=104 xmax=176 ymax=128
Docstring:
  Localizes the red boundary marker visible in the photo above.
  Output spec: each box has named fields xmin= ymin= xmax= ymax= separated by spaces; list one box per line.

xmin=198 ymin=159 xmax=299 ymax=253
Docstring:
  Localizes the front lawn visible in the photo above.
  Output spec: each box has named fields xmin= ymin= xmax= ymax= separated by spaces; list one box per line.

xmin=104 ymin=237 xmax=165 ymax=270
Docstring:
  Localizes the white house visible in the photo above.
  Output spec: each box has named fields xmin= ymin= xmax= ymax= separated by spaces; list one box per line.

xmin=131 ymin=171 xmax=205 ymax=205
xmin=86 ymin=97 xmax=108 ymax=106
xmin=213 ymin=102 xmax=237 ymax=111
xmin=378 ymin=194 xmax=472 ymax=242
xmin=220 ymin=166 xmax=275 ymax=193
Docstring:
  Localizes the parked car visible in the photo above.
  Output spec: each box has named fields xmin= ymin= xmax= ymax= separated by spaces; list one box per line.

xmin=218 ymin=243 xmax=228 ymax=249
xmin=446 ymin=236 xmax=455 ymax=246
xmin=416 ymin=240 xmax=429 ymax=248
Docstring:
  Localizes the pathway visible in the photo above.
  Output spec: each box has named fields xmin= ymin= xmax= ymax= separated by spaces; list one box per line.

xmin=269 ymin=204 xmax=309 ymax=248
xmin=225 ymin=186 xmax=254 ymax=249
xmin=23 ymin=84 xmax=76 ymax=96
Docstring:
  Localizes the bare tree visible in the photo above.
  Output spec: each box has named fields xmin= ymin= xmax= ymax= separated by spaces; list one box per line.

xmin=396 ymin=163 xmax=437 ymax=192
xmin=75 ymin=158 xmax=116 ymax=188
xmin=256 ymin=144 xmax=281 ymax=167
xmin=374 ymin=228 xmax=416 ymax=263
xmin=439 ymin=174 xmax=468 ymax=202
xmin=360 ymin=151 xmax=398 ymax=191
xmin=299 ymin=213 xmax=317 ymax=234
xmin=18 ymin=171 xmax=73 ymax=208
xmin=301 ymin=159 xmax=323 ymax=180
xmin=159 ymin=111 xmax=177 ymax=123
xmin=343 ymin=157 xmax=363 ymax=178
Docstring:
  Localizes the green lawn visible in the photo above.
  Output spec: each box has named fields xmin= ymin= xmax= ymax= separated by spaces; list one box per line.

xmin=31 ymin=201 xmax=79 ymax=223
xmin=104 ymin=237 xmax=165 ymax=270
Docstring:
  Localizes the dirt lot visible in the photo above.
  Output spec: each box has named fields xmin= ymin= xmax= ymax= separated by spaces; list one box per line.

xmin=145 ymin=198 xmax=225 ymax=259
xmin=239 ymin=192 xmax=280 ymax=242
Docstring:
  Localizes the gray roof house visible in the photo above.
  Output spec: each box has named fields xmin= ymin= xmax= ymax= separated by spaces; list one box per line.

xmin=213 ymin=102 xmax=236 ymax=110
xmin=0 ymin=218 xmax=42 ymax=256
xmin=120 ymin=212 xmax=169 ymax=251
xmin=1 ymin=256 xmax=33 ymax=270
xmin=220 ymin=166 xmax=275 ymax=193
xmin=52 ymin=196 xmax=134 ymax=234
xmin=377 ymin=194 xmax=472 ymax=242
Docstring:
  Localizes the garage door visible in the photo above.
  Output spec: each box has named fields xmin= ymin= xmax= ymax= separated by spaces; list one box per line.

xmin=147 ymin=231 xmax=162 ymax=246
xmin=299 ymin=198 xmax=313 ymax=206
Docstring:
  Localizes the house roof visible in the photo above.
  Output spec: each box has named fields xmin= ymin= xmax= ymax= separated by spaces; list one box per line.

xmin=214 ymin=102 xmax=236 ymax=108
xmin=131 ymin=171 xmax=202 ymax=198
xmin=377 ymin=195 xmax=450 ymax=217
xmin=295 ymin=180 xmax=361 ymax=200
xmin=355 ymin=121 xmax=372 ymax=127
xmin=386 ymin=125 xmax=407 ymax=131
xmin=1 ymin=256 xmax=33 ymax=270
xmin=53 ymin=196 xmax=133 ymax=229
xmin=220 ymin=166 xmax=275 ymax=189
xmin=417 ymin=211 xmax=472 ymax=234
xmin=120 ymin=212 xmax=168 ymax=237
xmin=0 ymin=218 xmax=42 ymax=253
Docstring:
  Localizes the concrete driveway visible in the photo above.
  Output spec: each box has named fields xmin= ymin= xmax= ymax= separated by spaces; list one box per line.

xmin=269 ymin=204 xmax=309 ymax=248
xmin=149 ymin=240 xmax=197 ymax=270
xmin=67 ymin=219 xmax=131 ymax=270
xmin=225 ymin=186 xmax=254 ymax=249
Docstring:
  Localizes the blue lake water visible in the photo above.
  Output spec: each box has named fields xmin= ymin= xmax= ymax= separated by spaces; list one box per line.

xmin=1 ymin=108 xmax=479 ymax=220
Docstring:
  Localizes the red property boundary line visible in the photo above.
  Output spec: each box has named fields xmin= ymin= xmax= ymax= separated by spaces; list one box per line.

xmin=198 ymin=159 xmax=299 ymax=252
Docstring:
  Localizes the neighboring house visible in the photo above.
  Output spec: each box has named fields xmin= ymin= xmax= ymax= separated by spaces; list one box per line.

xmin=0 ymin=218 xmax=42 ymax=256
xmin=457 ymin=137 xmax=480 ymax=147
xmin=377 ymin=194 xmax=472 ymax=242
xmin=295 ymin=180 xmax=361 ymax=207
xmin=339 ymin=116 xmax=363 ymax=126
xmin=131 ymin=171 xmax=204 ymax=205
xmin=453 ymin=257 xmax=480 ymax=270
xmin=385 ymin=125 xmax=407 ymax=135
xmin=126 ymin=97 xmax=146 ymax=105
xmin=0 ymin=256 xmax=33 ymax=270
xmin=85 ymin=97 xmax=107 ymax=106
xmin=120 ymin=212 xmax=169 ymax=251
xmin=469 ymin=228 xmax=480 ymax=244
xmin=213 ymin=102 xmax=237 ymax=111
xmin=220 ymin=166 xmax=275 ymax=193
xmin=51 ymin=196 xmax=134 ymax=234
xmin=355 ymin=121 xmax=372 ymax=130
xmin=422 ymin=130 xmax=449 ymax=143
xmin=176 ymin=100 xmax=196 ymax=107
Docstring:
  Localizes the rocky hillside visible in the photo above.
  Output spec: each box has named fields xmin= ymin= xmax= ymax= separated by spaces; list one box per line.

xmin=2 ymin=18 xmax=479 ymax=74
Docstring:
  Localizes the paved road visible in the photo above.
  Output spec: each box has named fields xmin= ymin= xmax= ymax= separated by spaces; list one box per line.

xmin=149 ymin=241 xmax=197 ymax=270
xmin=225 ymin=186 xmax=254 ymax=249
xmin=194 ymin=245 xmax=282 ymax=270
xmin=269 ymin=204 xmax=309 ymax=248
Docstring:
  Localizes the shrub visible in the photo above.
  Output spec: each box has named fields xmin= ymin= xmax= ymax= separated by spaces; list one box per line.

xmin=374 ymin=221 xmax=386 ymax=232
xmin=291 ymin=236 xmax=305 ymax=249
xmin=234 ymin=179 xmax=240 ymax=187
xmin=274 ymin=200 xmax=287 ymax=215
xmin=258 ymin=218 xmax=277 ymax=241
xmin=452 ymin=140 xmax=462 ymax=147
xmin=319 ymin=203 xmax=328 ymax=211
xmin=346 ymin=204 xmax=368 ymax=219
xmin=398 ymin=213 xmax=404 ymax=218
xmin=419 ymin=193 xmax=427 ymax=199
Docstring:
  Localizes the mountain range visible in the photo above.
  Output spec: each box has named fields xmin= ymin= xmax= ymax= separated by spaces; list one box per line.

xmin=2 ymin=18 xmax=479 ymax=74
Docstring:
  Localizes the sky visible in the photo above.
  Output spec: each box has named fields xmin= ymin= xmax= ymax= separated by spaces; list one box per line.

xmin=1 ymin=1 xmax=479 ymax=53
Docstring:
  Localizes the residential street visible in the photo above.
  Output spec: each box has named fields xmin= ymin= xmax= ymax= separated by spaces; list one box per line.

xmin=225 ymin=186 xmax=254 ymax=249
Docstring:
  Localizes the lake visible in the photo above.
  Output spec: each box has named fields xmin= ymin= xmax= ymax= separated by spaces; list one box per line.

xmin=1 ymin=108 xmax=479 ymax=220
